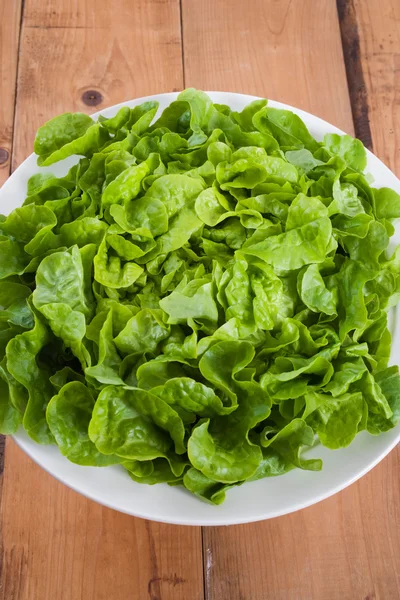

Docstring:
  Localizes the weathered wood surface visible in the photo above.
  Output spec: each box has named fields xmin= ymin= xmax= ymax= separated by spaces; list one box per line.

xmin=0 ymin=0 xmax=22 ymax=184
xmin=0 ymin=0 xmax=399 ymax=598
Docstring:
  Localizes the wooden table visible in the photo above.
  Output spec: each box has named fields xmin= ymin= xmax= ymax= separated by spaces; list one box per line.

xmin=1 ymin=0 xmax=399 ymax=598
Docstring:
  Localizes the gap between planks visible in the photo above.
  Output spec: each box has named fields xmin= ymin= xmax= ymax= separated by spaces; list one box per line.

xmin=336 ymin=0 xmax=373 ymax=149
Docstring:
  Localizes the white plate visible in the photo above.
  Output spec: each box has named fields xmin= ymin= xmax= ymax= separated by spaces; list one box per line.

xmin=2 ymin=92 xmax=400 ymax=526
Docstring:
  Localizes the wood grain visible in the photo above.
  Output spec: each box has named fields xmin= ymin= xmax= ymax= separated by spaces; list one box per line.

xmin=0 ymin=0 xmax=22 ymax=184
xmin=0 ymin=0 xmax=23 ymax=521
xmin=352 ymin=0 xmax=400 ymax=174
xmin=337 ymin=0 xmax=374 ymax=149
xmin=1 ymin=2 xmax=204 ymax=599
xmin=202 ymin=453 xmax=400 ymax=600
xmin=1 ymin=442 xmax=203 ymax=600
xmin=182 ymin=0 xmax=400 ymax=598
xmin=12 ymin=0 xmax=184 ymax=169
xmin=2 ymin=0 xmax=400 ymax=599
xmin=182 ymin=0 xmax=353 ymax=131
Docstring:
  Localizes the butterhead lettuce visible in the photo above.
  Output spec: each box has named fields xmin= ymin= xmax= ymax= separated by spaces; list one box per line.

xmin=1 ymin=89 xmax=399 ymax=504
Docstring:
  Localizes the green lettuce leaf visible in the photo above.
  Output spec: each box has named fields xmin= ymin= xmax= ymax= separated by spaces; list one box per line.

xmin=47 ymin=381 xmax=121 ymax=465
xmin=2 ymin=88 xmax=400 ymax=504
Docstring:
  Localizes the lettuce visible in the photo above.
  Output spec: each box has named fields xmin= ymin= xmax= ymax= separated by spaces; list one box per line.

xmin=1 ymin=89 xmax=399 ymax=504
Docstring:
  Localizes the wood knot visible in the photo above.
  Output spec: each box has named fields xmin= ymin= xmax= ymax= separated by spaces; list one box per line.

xmin=0 ymin=148 xmax=9 ymax=165
xmin=81 ymin=90 xmax=103 ymax=107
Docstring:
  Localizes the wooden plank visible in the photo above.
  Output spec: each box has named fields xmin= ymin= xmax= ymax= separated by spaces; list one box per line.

xmin=12 ymin=0 xmax=184 ymax=169
xmin=351 ymin=0 xmax=400 ymax=174
xmin=0 ymin=0 xmax=22 ymax=184
xmin=182 ymin=0 xmax=400 ymax=598
xmin=1 ymin=442 xmax=204 ymax=600
xmin=0 ymin=0 xmax=23 ymax=528
xmin=0 ymin=2 xmax=204 ymax=599
xmin=182 ymin=0 xmax=354 ymax=131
